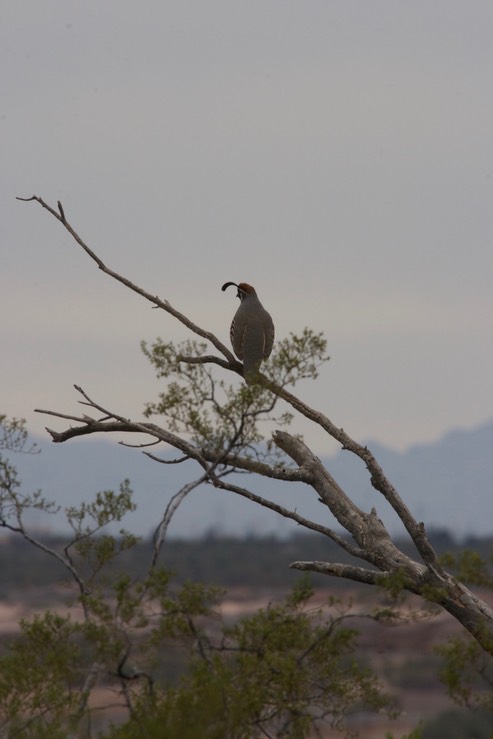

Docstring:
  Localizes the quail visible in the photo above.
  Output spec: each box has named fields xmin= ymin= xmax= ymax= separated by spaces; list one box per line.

xmin=222 ymin=282 xmax=275 ymax=384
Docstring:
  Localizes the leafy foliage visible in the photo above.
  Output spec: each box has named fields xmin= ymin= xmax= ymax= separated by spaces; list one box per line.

xmin=0 ymin=415 xmax=57 ymax=528
xmin=0 ymin=611 xmax=83 ymax=738
xmin=439 ymin=549 xmax=493 ymax=588
xmin=104 ymin=581 xmax=395 ymax=739
xmin=421 ymin=708 xmax=493 ymax=739
xmin=0 ymin=527 xmax=395 ymax=738
xmin=141 ymin=329 xmax=328 ymax=460
xmin=0 ymin=417 xmax=398 ymax=738
xmin=435 ymin=634 xmax=493 ymax=711
xmin=0 ymin=415 xmax=35 ymax=455
xmin=434 ymin=548 xmax=493 ymax=712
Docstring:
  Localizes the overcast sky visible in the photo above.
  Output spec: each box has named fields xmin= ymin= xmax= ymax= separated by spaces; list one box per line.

xmin=2 ymin=1 xmax=492 ymax=457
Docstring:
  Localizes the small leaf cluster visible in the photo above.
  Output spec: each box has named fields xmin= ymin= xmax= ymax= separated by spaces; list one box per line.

xmin=433 ymin=547 xmax=493 ymax=715
xmin=0 ymin=611 xmax=82 ymax=739
xmin=0 ymin=414 xmax=35 ymax=455
xmin=65 ymin=481 xmax=139 ymax=581
xmin=0 ymin=416 xmax=57 ymax=528
xmin=435 ymin=632 xmax=493 ymax=712
xmin=270 ymin=328 xmax=330 ymax=385
xmin=439 ymin=549 xmax=493 ymax=588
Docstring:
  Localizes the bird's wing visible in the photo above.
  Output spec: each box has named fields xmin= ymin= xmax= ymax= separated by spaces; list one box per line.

xmin=262 ymin=312 xmax=275 ymax=359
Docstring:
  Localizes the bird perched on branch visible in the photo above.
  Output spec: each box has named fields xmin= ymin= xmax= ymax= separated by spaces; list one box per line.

xmin=222 ymin=282 xmax=275 ymax=384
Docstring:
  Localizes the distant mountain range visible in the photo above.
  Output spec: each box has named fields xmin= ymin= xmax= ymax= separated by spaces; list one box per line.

xmin=10 ymin=419 xmax=493 ymax=541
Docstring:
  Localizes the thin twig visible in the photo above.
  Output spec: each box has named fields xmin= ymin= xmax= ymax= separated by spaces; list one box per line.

xmin=151 ymin=476 xmax=207 ymax=567
xmin=143 ymin=452 xmax=190 ymax=464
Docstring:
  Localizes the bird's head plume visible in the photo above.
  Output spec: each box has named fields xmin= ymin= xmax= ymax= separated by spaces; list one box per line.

xmin=221 ymin=282 xmax=257 ymax=301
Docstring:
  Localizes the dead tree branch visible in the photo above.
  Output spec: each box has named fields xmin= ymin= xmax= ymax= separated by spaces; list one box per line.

xmin=16 ymin=195 xmax=238 ymax=367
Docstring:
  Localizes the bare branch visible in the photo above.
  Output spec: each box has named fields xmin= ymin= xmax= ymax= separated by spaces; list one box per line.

xmin=0 ymin=518 xmax=87 ymax=596
xmin=118 ymin=438 xmax=161 ymax=449
xmin=264 ymin=386 xmax=442 ymax=572
xmin=35 ymin=394 xmax=308 ymax=483
xmin=209 ymin=475 xmax=366 ymax=558
xmin=271 ymin=431 xmax=430 ymax=581
xmin=17 ymin=194 xmax=237 ymax=364
xmin=290 ymin=560 xmax=383 ymax=586
xmin=177 ymin=353 xmax=242 ymax=374
xmin=143 ymin=452 xmax=190 ymax=464
xmin=35 ymin=389 xmax=360 ymax=554
xmin=151 ymin=476 xmax=208 ymax=567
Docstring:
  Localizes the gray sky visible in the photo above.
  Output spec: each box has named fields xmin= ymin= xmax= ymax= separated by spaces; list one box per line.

xmin=2 ymin=1 xmax=492 ymax=455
